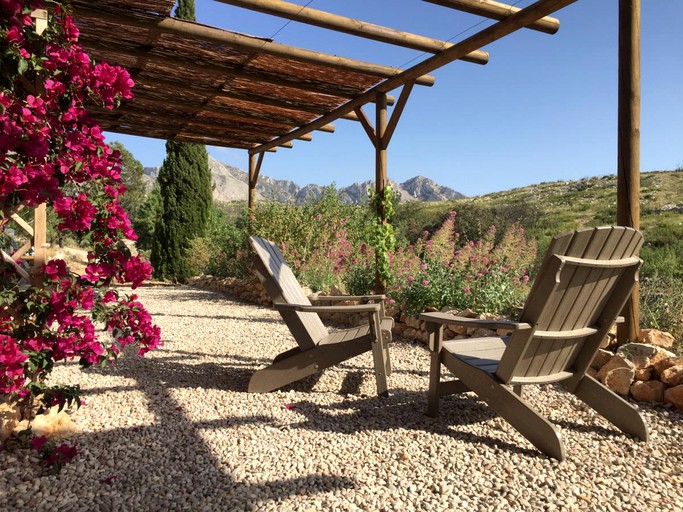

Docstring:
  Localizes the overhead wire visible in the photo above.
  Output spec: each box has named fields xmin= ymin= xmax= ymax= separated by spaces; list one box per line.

xmin=398 ymin=0 xmax=525 ymax=68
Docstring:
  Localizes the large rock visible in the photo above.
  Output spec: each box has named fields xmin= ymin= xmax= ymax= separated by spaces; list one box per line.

xmin=617 ymin=343 xmax=671 ymax=369
xmin=603 ymin=367 xmax=635 ymax=395
xmin=640 ymin=329 xmax=675 ymax=348
xmin=13 ymin=407 xmax=77 ymax=440
xmin=664 ymin=384 xmax=683 ymax=410
xmin=597 ymin=355 xmax=634 ymax=382
xmin=591 ymin=349 xmax=614 ymax=370
xmin=653 ymin=356 xmax=683 ymax=378
xmin=0 ymin=402 xmax=21 ymax=442
xmin=634 ymin=367 xmax=653 ymax=381
xmin=660 ymin=365 xmax=683 ymax=387
xmin=630 ymin=380 xmax=666 ymax=403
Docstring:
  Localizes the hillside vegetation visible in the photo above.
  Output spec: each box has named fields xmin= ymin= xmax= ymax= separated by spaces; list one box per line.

xmin=392 ymin=170 xmax=683 ymax=347
xmin=394 ymin=170 xmax=683 ymax=273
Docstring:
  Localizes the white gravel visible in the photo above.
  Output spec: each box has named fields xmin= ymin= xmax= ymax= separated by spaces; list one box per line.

xmin=1 ymin=285 xmax=682 ymax=511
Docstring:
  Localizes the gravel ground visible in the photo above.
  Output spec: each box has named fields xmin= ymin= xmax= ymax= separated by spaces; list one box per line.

xmin=1 ymin=285 xmax=682 ymax=512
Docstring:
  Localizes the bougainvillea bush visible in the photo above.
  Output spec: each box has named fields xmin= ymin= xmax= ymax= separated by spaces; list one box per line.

xmin=1 ymin=1 xmax=160 ymax=423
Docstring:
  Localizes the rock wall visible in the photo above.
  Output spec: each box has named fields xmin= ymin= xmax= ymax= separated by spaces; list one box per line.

xmin=189 ymin=276 xmax=683 ymax=410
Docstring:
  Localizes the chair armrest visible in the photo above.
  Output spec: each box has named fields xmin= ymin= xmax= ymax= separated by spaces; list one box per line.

xmin=274 ymin=303 xmax=382 ymax=314
xmin=419 ymin=312 xmax=531 ymax=331
xmin=309 ymin=294 xmax=386 ymax=303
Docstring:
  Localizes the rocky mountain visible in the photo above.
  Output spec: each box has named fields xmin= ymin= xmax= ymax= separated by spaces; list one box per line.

xmin=142 ymin=156 xmax=466 ymax=204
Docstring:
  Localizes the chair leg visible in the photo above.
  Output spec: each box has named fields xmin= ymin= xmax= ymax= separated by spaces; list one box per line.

xmin=564 ymin=374 xmax=649 ymax=442
xmin=427 ymin=350 xmax=442 ymax=417
xmin=370 ymin=338 xmax=390 ymax=397
xmin=444 ymin=354 xmax=565 ymax=461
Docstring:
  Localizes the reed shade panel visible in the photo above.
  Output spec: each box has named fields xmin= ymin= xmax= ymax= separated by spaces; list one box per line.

xmin=69 ymin=0 xmax=572 ymax=152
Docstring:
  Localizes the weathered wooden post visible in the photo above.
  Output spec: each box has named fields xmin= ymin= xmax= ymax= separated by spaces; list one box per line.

xmin=247 ymin=152 xmax=264 ymax=230
xmin=617 ymin=0 xmax=641 ymax=343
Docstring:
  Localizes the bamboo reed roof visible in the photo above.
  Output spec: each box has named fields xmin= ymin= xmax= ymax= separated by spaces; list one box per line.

xmin=71 ymin=0 xmax=574 ymax=154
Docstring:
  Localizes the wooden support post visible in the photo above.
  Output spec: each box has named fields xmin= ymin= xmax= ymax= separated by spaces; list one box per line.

xmin=248 ymin=152 xmax=265 ymax=228
xmin=32 ymin=204 xmax=47 ymax=286
xmin=375 ymin=92 xmax=388 ymax=199
xmin=374 ymin=92 xmax=388 ymax=292
xmin=617 ymin=0 xmax=641 ymax=344
xmin=31 ymin=10 xmax=48 ymax=286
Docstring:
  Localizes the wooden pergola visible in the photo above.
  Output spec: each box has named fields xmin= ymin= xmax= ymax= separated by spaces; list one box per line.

xmin=15 ymin=0 xmax=642 ymax=340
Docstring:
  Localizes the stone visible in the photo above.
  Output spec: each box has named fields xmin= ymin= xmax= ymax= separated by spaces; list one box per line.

xmin=591 ymin=349 xmax=614 ymax=370
xmin=663 ymin=384 xmax=683 ymax=410
xmin=404 ymin=316 xmax=421 ymax=329
xmin=639 ymin=329 xmax=675 ymax=348
xmin=653 ymin=356 xmax=683 ymax=378
xmin=660 ymin=365 xmax=683 ymax=387
xmin=403 ymin=328 xmax=417 ymax=340
xmin=617 ymin=343 xmax=661 ymax=369
xmin=634 ymin=367 xmax=653 ymax=381
xmin=449 ymin=324 xmax=468 ymax=335
xmin=603 ymin=367 xmax=635 ymax=395
xmin=600 ymin=332 xmax=618 ymax=350
xmin=443 ymin=329 xmax=456 ymax=340
xmin=469 ymin=328 xmax=497 ymax=338
xmin=0 ymin=402 xmax=21 ymax=442
xmin=15 ymin=407 xmax=77 ymax=440
xmin=597 ymin=355 xmax=634 ymax=383
xmin=629 ymin=381 xmax=666 ymax=403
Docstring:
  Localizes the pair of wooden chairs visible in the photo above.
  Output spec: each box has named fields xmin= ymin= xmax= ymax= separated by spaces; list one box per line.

xmin=248 ymin=227 xmax=648 ymax=460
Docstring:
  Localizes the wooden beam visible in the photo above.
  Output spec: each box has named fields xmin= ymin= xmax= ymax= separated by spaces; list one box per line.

xmin=248 ymin=151 xmax=265 ymax=224
xmin=76 ymin=7 xmax=436 ymax=86
xmin=383 ymin=81 xmax=415 ymax=146
xmin=354 ymin=107 xmax=377 ymax=147
xmin=215 ymin=0 xmax=489 ymax=65
xmin=251 ymin=0 xmax=577 ymax=155
xmin=423 ymin=0 xmax=560 ymax=34
xmin=616 ymin=0 xmax=641 ymax=343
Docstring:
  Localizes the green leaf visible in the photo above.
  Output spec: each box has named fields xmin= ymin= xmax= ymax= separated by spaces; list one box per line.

xmin=17 ymin=58 xmax=28 ymax=75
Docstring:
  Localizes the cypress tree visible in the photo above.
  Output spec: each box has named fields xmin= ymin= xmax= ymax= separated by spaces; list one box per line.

xmin=150 ymin=0 xmax=213 ymax=282
xmin=151 ymin=142 xmax=212 ymax=282
xmin=174 ymin=0 xmax=196 ymax=20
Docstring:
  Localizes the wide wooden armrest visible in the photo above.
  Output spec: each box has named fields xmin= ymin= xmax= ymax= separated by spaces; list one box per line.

xmin=274 ymin=303 xmax=381 ymax=314
xmin=310 ymin=294 xmax=386 ymax=303
xmin=419 ymin=312 xmax=532 ymax=331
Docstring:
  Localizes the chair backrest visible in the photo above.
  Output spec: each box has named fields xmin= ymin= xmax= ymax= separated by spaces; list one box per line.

xmin=496 ymin=227 xmax=643 ymax=385
xmin=249 ymin=236 xmax=328 ymax=349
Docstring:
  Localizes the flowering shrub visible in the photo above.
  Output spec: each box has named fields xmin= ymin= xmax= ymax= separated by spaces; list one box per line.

xmin=387 ymin=212 xmax=536 ymax=317
xmin=1 ymin=0 xmax=160 ymax=435
xmin=31 ymin=434 xmax=78 ymax=474
xmin=251 ymin=186 xmax=373 ymax=292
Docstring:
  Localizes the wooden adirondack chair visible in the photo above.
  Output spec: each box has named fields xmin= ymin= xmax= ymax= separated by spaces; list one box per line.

xmin=248 ymin=236 xmax=393 ymax=396
xmin=420 ymin=226 xmax=648 ymax=460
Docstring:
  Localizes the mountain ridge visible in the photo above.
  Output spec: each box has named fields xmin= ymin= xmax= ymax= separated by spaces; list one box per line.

xmin=143 ymin=156 xmax=466 ymax=204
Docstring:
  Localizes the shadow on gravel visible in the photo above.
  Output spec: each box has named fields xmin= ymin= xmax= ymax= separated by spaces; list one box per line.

xmin=283 ymin=390 xmax=543 ymax=459
xmin=32 ymin=347 xmax=359 ymax=511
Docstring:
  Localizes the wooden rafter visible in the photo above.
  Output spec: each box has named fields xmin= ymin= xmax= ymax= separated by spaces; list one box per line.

xmin=252 ymin=0 xmax=576 ymax=154
xmin=215 ymin=0 xmax=489 ymax=65
xmin=424 ymin=0 xmax=560 ymax=34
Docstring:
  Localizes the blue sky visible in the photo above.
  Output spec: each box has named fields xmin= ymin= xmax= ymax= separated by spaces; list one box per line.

xmin=105 ymin=0 xmax=683 ymax=197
